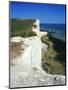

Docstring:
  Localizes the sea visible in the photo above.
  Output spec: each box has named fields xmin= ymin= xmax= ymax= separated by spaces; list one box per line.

xmin=40 ymin=23 xmax=66 ymax=42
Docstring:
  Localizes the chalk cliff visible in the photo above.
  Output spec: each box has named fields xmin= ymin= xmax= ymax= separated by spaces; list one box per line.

xmin=10 ymin=19 xmax=65 ymax=88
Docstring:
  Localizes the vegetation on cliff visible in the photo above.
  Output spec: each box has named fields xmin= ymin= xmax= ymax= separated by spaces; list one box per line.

xmin=10 ymin=19 xmax=37 ymax=37
xmin=41 ymin=35 xmax=65 ymax=75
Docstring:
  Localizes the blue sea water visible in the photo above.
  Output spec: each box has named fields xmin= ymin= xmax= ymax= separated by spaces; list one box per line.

xmin=40 ymin=23 xmax=66 ymax=42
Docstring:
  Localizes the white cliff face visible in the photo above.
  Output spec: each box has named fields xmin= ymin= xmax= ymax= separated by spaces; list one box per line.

xmin=32 ymin=19 xmax=48 ymax=37
xmin=32 ymin=19 xmax=40 ymax=36
xmin=10 ymin=36 xmax=41 ymax=68
xmin=10 ymin=19 xmax=65 ymax=88
xmin=10 ymin=36 xmax=65 ymax=88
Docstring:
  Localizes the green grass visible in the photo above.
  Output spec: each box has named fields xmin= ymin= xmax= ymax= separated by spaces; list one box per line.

xmin=10 ymin=19 xmax=37 ymax=37
xmin=41 ymin=35 xmax=53 ymax=48
xmin=41 ymin=35 xmax=65 ymax=75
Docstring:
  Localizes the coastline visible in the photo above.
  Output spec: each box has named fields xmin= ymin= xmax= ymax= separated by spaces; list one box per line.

xmin=10 ymin=19 xmax=66 ymax=87
xmin=41 ymin=33 xmax=66 ymax=75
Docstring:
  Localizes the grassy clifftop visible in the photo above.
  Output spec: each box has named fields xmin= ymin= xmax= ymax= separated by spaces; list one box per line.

xmin=10 ymin=19 xmax=37 ymax=37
